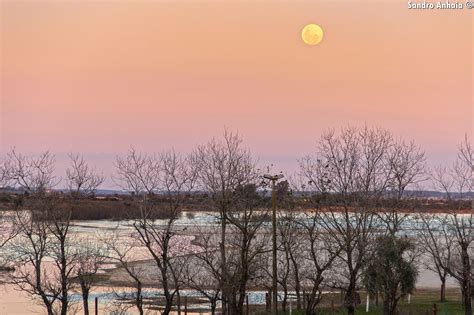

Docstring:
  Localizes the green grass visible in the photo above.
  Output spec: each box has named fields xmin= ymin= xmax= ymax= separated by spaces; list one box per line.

xmin=313 ymin=301 xmax=464 ymax=315
xmin=254 ymin=288 xmax=466 ymax=315
xmin=257 ymin=302 xmax=464 ymax=315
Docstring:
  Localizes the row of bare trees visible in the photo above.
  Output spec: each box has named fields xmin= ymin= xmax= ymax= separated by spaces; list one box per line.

xmin=0 ymin=150 xmax=106 ymax=315
xmin=418 ymin=137 xmax=473 ymax=314
xmin=0 ymin=126 xmax=471 ymax=315
xmin=108 ymin=131 xmax=270 ymax=315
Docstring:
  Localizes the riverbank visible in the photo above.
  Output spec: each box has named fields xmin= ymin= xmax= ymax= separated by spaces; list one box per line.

xmin=0 ymin=193 xmax=471 ymax=221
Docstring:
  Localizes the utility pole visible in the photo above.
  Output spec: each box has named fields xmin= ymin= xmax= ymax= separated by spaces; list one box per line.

xmin=264 ymin=173 xmax=283 ymax=315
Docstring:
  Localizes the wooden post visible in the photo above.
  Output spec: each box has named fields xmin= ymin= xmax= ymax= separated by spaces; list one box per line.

xmin=366 ymin=294 xmax=369 ymax=313
xmin=432 ymin=303 xmax=437 ymax=315
xmin=331 ymin=300 xmax=335 ymax=315
xmin=269 ymin=175 xmax=279 ymax=315
xmin=177 ymin=293 xmax=181 ymax=315
xmin=94 ymin=297 xmax=98 ymax=315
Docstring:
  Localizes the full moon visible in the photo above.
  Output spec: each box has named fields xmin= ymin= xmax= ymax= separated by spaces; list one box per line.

xmin=301 ymin=24 xmax=324 ymax=46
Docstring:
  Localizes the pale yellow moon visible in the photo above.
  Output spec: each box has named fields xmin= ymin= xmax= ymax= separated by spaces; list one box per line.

xmin=301 ymin=24 xmax=324 ymax=46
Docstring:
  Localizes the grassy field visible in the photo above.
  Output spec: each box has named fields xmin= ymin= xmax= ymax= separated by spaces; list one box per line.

xmin=255 ymin=288 xmax=466 ymax=315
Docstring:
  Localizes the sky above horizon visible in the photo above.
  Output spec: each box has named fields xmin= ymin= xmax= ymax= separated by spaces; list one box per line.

xmin=1 ymin=1 xmax=472 ymax=188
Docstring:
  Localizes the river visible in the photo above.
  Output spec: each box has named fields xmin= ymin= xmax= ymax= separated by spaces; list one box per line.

xmin=0 ymin=211 xmax=464 ymax=314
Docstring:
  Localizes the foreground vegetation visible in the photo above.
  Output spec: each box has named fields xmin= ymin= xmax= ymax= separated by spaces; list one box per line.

xmin=0 ymin=126 xmax=471 ymax=315
xmin=253 ymin=289 xmax=465 ymax=315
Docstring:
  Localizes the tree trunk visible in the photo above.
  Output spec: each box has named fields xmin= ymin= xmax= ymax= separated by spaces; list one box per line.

xmin=295 ymin=283 xmax=301 ymax=310
xmin=305 ymin=300 xmax=316 ymax=315
xmin=220 ymin=215 xmax=227 ymax=315
xmin=461 ymin=246 xmax=472 ymax=315
xmin=383 ymin=299 xmax=390 ymax=315
xmin=462 ymin=281 xmax=472 ymax=315
xmin=229 ymin=293 xmax=243 ymax=315
xmin=290 ymin=251 xmax=301 ymax=309
xmin=345 ymin=282 xmax=357 ymax=315
xmin=177 ymin=290 xmax=181 ymax=315
xmin=159 ymin=257 xmax=173 ymax=315
xmin=81 ymin=286 xmax=90 ymax=315
xmin=266 ymin=291 xmax=271 ymax=312
xmin=389 ymin=297 xmax=399 ymax=315
xmin=210 ymin=300 xmax=217 ymax=315
xmin=44 ymin=302 xmax=54 ymax=315
xmin=60 ymin=235 xmax=69 ymax=315
xmin=347 ymin=305 xmax=355 ymax=315
xmin=60 ymin=297 xmax=68 ymax=315
xmin=136 ymin=283 xmax=144 ymax=315
xmin=162 ymin=294 xmax=173 ymax=315
xmin=440 ymin=281 xmax=446 ymax=303
xmin=305 ymin=285 xmax=321 ymax=315
xmin=237 ymin=294 xmax=245 ymax=315
xmin=39 ymin=291 xmax=54 ymax=315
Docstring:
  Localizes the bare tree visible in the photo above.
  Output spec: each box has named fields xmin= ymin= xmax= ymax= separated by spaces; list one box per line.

xmin=188 ymin=187 xmax=267 ymax=315
xmin=191 ymin=130 xmax=259 ymax=314
xmin=46 ymin=201 xmax=77 ymax=315
xmin=187 ymin=226 xmax=222 ymax=315
xmin=379 ymin=140 xmax=426 ymax=236
xmin=299 ymin=126 xmax=396 ymax=315
xmin=420 ymin=211 xmax=472 ymax=314
xmin=224 ymin=184 xmax=269 ymax=314
xmin=66 ymin=153 xmax=104 ymax=197
xmin=268 ymin=181 xmax=306 ymax=313
xmin=1 ymin=150 xmax=57 ymax=255
xmin=388 ymin=140 xmax=426 ymax=200
xmin=421 ymin=135 xmax=472 ymax=315
xmin=105 ymin=232 xmax=147 ymax=315
xmin=9 ymin=210 xmax=59 ymax=315
xmin=275 ymin=215 xmax=294 ymax=313
xmin=0 ymin=213 xmax=17 ymax=251
xmin=6 ymin=151 xmax=80 ymax=315
xmin=8 ymin=149 xmax=57 ymax=193
xmin=9 ymin=197 xmax=78 ymax=315
xmin=115 ymin=149 xmax=197 ymax=315
xmin=273 ymin=207 xmax=339 ymax=315
xmin=283 ymin=215 xmax=305 ymax=310
xmin=74 ymin=238 xmax=107 ymax=315
xmin=3 ymin=150 xmax=61 ymax=314
xmin=0 ymin=155 xmax=13 ymax=189
xmin=298 ymin=211 xmax=341 ymax=315
xmin=418 ymin=214 xmax=455 ymax=302
xmin=114 ymin=147 xmax=161 ymax=195
xmin=0 ymin=156 xmax=17 ymax=251
xmin=185 ymin=256 xmax=221 ymax=315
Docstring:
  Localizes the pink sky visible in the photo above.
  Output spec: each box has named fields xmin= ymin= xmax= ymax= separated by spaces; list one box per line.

xmin=1 ymin=1 xmax=472 ymax=187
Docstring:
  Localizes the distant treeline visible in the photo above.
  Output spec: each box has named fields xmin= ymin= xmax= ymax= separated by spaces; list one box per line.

xmin=0 ymin=191 xmax=470 ymax=221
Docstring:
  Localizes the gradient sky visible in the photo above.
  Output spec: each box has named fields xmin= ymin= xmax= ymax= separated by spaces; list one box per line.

xmin=1 ymin=1 xmax=472 ymax=188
